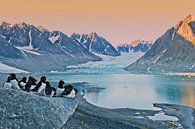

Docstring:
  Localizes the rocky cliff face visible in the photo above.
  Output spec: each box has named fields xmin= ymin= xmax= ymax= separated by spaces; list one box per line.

xmin=71 ymin=32 xmax=120 ymax=56
xmin=126 ymin=15 xmax=195 ymax=73
xmin=176 ymin=15 xmax=195 ymax=45
xmin=0 ymin=88 xmax=77 ymax=129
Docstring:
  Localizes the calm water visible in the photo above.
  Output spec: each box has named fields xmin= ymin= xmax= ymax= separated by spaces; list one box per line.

xmin=47 ymin=53 xmax=195 ymax=110
xmin=47 ymin=73 xmax=195 ymax=110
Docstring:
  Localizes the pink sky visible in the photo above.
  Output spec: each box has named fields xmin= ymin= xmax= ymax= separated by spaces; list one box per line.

xmin=0 ymin=0 xmax=195 ymax=45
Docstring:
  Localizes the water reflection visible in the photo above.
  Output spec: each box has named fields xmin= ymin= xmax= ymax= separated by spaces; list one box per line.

xmin=151 ymin=76 xmax=195 ymax=108
xmin=181 ymin=84 xmax=195 ymax=107
xmin=84 ymin=74 xmax=195 ymax=109
xmin=47 ymin=74 xmax=195 ymax=109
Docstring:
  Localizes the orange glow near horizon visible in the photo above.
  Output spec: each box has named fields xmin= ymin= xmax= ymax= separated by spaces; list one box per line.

xmin=182 ymin=85 xmax=195 ymax=108
xmin=0 ymin=0 xmax=195 ymax=45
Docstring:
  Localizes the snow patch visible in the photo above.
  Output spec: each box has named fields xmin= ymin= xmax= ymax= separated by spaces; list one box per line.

xmin=167 ymin=72 xmax=195 ymax=76
xmin=0 ymin=35 xmax=6 ymax=39
xmin=49 ymin=34 xmax=60 ymax=43
xmin=0 ymin=62 xmax=29 ymax=73
xmin=171 ymin=30 xmax=176 ymax=40
xmin=83 ymin=39 xmax=88 ymax=43
xmin=148 ymin=112 xmax=178 ymax=121
xmin=22 ymin=50 xmax=41 ymax=55
xmin=8 ymin=37 xmax=12 ymax=43
xmin=16 ymin=47 xmax=41 ymax=56
xmin=147 ymin=66 xmax=151 ymax=73
xmin=89 ymin=42 xmax=92 ymax=51
xmin=29 ymin=30 xmax=32 ymax=48
xmin=152 ymin=49 xmax=167 ymax=64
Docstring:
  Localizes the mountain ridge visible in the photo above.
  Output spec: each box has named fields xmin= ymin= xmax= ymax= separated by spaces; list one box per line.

xmin=0 ymin=22 xmax=102 ymax=72
xmin=71 ymin=32 xmax=120 ymax=56
xmin=175 ymin=15 xmax=195 ymax=45
xmin=117 ymin=39 xmax=153 ymax=53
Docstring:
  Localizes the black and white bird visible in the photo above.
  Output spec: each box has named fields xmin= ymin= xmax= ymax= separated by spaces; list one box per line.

xmin=19 ymin=77 xmax=27 ymax=90
xmin=55 ymin=80 xmax=65 ymax=97
xmin=9 ymin=73 xmax=20 ymax=89
xmin=3 ymin=76 xmax=12 ymax=89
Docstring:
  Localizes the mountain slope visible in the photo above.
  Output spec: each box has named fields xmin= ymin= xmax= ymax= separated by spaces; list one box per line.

xmin=0 ymin=62 xmax=28 ymax=73
xmin=0 ymin=36 xmax=22 ymax=58
xmin=0 ymin=22 xmax=71 ymax=54
xmin=47 ymin=31 xmax=101 ymax=61
xmin=0 ymin=22 xmax=101 ymax=72
xmin=71 ymin=32 xmax=120 ymax=56
xmin=126 ymin=15 xmax=195 ymax=73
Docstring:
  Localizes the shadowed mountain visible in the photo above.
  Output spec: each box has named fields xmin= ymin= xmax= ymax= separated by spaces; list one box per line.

xmin=0 ymin=22 xmax=101 ymax=72
xmin=0 ymin=36 xmax=22 ymax=58
xmin=71 ymin=32 xmax=120 ymax=56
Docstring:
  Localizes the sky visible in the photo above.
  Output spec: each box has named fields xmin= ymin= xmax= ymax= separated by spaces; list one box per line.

xmin=0 ymin=0 xmax=195 ymax=45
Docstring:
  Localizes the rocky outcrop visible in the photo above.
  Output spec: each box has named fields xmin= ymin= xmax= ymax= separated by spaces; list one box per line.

xmin=176 ymin=15 xmax=195 ymax=45
xmin=0 ymin=88 xmax=77 ymax=129
xmin=126 ymin=15 xmax=195 ymax=73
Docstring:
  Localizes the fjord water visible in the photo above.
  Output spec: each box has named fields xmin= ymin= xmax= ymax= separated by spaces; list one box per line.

xmin=47 ymin=53 xmax=195 ymax=110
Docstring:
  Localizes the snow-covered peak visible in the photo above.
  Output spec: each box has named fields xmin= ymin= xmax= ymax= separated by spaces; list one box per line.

xmin=117 ymin=40 xmax=153 ymax=47
xmin=88 ymin=32 xmax=98 ymax=42
xmin=75 ymin=32 xmax=120 ymax=56
xmin=75 ymin=32 xmax=99 ymax=43
xmin=116 ymin=40 xmax=153 ymax=53
xmin=1 ymin=22 xmax=12 ymax=27
xmin=130 ymin=39 xmax=153 ymax=47
xmin=14 ymin=22 xmax=29 ymax=28
xmin=71 ymin=33 xmax=81 ymax=43
xmin=176 ymin=15 xmax=195 ymax=45
xmin=182 ymin=15 xmax=195 ymax=24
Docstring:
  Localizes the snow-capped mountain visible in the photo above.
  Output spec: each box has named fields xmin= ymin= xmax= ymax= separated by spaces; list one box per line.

xmin=0 ymin=22 xmax=63 ymax=54
xmin=117 ymin=39 xmax=153 ymax=53
xmin=126 ymin=15 xmax=195 ymax=73
xmin=0 ymin=22 xmax=101 ymax=72
xmin=71 ymin=32 xmax=120 ymax=56
xmin=46 ymin=31 xmax=102 ymax=60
